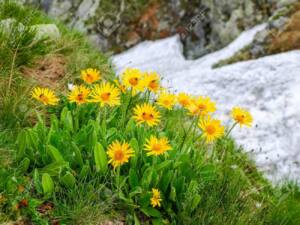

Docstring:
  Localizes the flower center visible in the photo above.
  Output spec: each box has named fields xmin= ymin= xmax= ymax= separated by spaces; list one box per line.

xmin=129 ymin=77 xmax=138 ymax=86
xmin=197 ymin=104 xmax=206 ymax=111
xmin=206 ymin=125 xmax=216 ymax=135
xmin=86 ymin=74 xmax=94 ymax=83
xmin=180 ymin=99 xmax=189 ymax=106
xmin=114 ymin=150 xmax=124 ymax=161
xmin=76 ymin=94 xmax=84 ymax=102
xmin=163 ymin=100 xmax=170 ymax=106
xmin=148 ymin=80 xmax=158 ymax=90
xmin=101 ymin=92 xmax=111 ymax=101
xmin=236 ymin=114 xmax=245 ymax=123
xmin=152 ymin=143 xmax=161 ymax=152
xmin=39 ymin=94 xmax=49 ymax=103
xmin=142 ymin=112 xmax=154 ymax=121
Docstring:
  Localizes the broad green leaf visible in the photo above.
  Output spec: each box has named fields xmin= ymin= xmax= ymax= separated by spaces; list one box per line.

xmin=18 ymin=157 xmax=30 ymax=173
xmin=79 ymin=164 xmax=90 ymax=179
xmin=156 ymin=160 xmax=172 ymax=171
xmin=141 ymin=207 xmax=161 ymax=218
xmin=170 ymin=186 xmax=176 ymax=202
xmin=191 ymin=194 xmax=201 ymax=211
xmin=60 ymin=172 xmax=76 ymax=188
xmin=47 ymin=145 xmax=64 ymax=162
xmin=129 ymin=168 xmax=139 ymax=188
xmin=94 ymin=142 xmax=108 ymax=173
xmin=141 ymin=167 xmax=154 ymax=189
xmin=39 ymin=161 xmax=68 ymax=177
xmin=42 ymin=173 xmax=54 ymax=195
xmin=33 ymin=169 xmax=42 ymax=194
xmin=130 ymin=138 xmax=139 ymax=167
xmin=72 ymin=142 xmax=84 ymax=167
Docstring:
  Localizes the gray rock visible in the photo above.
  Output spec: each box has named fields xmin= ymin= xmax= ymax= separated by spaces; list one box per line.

xmin=31 ymin=24 xmax=60 ymax=41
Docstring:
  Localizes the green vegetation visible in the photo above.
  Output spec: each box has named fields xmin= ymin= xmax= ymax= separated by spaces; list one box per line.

xmin=0 ymin=1 xmax=300 ymax=225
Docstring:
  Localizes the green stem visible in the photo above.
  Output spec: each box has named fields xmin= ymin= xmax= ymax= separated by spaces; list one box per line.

xmin=225 ymin=122 xmax=238 ymax=138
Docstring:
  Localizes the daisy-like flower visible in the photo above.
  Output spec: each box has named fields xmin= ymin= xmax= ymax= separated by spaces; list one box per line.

xmin=144 ymin=136 xmax=172 ymax=156
xmin=68 ymin=85 xmax=90 ymax=105
xmin=198 ymin=116 xmax=225 ymax=143
xmin=231 ymin=107 xmax=253 ymax=127
xmin=150 ymin=188 xmax=162 ymax=208
xmin=143 ymin=71 xmax=161 ymax=93
xmin=114 ymin=79 xmax=126 ymax=93
xmin=133 ymin=103 xmax=161 ymax=127
xmin=177 ymin=92 xmax=192 ymax=108
xmin=31 ymin=87 xmax=59 ymax=105
xmin=107 ymin=140 xmax=134 ymax=168
xmin=89 ymin=82 xmax=120 ymax=107
xmin=188 ymin=96 xmax=216 ymax=116
xmin=121 ymin=68 xmax=144 ymax=94
xmin=81 ymin=68 xmax=101 ymax=84
xmin=156 ymin=92 xmax=176 ymax=110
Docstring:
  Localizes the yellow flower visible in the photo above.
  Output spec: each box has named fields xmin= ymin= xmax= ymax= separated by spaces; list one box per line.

xmin=90 ymin=82 xmax=120 ymax=107
xmin=81 ymin=68 xmax=101 ymax=84
xmin=231 ymin=107 xmax=253 ymax=127
xmin=107 ymin=140 xmax=134 ymax=168
xmin=121 ymin=68 xmax=144 ymax=94
xmin=68 ymin=85 xmax=90 ymax=105
xmin=114 ymin=79 xmax=126 ymax=93
xmin=143 ymin=71 xmax=161 ymax=93
xmin=188 ymin=96 xmax=216 ymax=116
xmin=198 ymin=116 xmax=225 ymax=143
xmin=133 ymin=103 xmax=160 ymax=127
xmin=150 ymin=188 xmax=162 ymax=208
xmin=31 ymin=87 xmax=59 ymax=105
xmin=177 ymin=93 xmax=192 ymax=108
xmin=144 ymin=136 xmax=171 ymax=156
xmin=157 ymin=92 xmax=176 ymax=110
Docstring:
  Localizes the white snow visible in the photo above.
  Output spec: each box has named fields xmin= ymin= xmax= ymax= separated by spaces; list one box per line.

xmin=112 ymin=24 xmax=300 ymax=183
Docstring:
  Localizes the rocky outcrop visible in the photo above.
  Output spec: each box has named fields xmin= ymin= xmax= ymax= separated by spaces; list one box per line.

xmin=113 ymin=25 xmax=300 ymax=183
xmin=22 ymin=0 xmax=279 ymax=58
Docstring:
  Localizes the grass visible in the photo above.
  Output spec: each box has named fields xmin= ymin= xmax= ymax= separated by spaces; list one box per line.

xmin=0 ymin=1 xmax=300 ymax=225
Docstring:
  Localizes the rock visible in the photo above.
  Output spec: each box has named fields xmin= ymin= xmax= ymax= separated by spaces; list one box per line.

xmin=0 ymin=18 xmax=25 ymax=33
xmin=113 ymin=24 xmax=300 ymax=182
xmin=31 ymin=24 xmax=61 ymax=41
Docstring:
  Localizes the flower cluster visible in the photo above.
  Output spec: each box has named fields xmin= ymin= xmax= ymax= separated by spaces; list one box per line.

xmin=31 ymin=67 xmax=253 ymax=208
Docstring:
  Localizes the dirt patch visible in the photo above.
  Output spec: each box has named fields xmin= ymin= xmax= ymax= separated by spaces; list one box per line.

xmin=21 ymin=54 xmax=67 ymax=88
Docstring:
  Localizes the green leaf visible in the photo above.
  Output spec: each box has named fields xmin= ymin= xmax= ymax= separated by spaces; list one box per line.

xmin=170 ymin=186 xmax=176 ymax=202
xmin=130 ymin=138 xmax=139 ymax=167
xmin=94 ymin=142 xmax=108 ymax=173
xmin=42 ymin=173 xmax=54 ymax=195
xmin=141 ymin=167 xmax=154 ymax=189
xmin=60 ymin=172 xmax=76 ymax=188
xmin=156 ymin=160 xmax=172 ymax=171
xmin=33 ymin=169 xmax=42 ymax=194
xmin=141 ymin=207 xmax=161 ymax=218
xmin=72 ymin=142 xmax=84 ymax=167
xmin=191 ymin=194 xmax=201 ymax=211
xmin=161 ymin=171 xmax=172 ymax=193
xmin=79 ymin=164 xmax=90 ymax=179
xmin=129 ymin=168 xmax=139 ymax=188
xmin=18 ymin=157 xmax=30 ymax=173
xmin=39 ymin=161 xmax=68 ymax=177
xmin=16 ymin=130 xmax=27 ymax=160
xmin=47 ymin=145 xmax=64 ymax=162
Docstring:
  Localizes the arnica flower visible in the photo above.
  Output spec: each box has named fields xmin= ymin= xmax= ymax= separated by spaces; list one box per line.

xmin=157 ymin=92 xmax=176 ymax=110
xmin=31 ymin=87 xmax=59 ymax=105
xmin=121 ymin=68 xmax=144 ymax=94
xmin=68 ymin=85 xmax=90 ymax=105
xmin=150 ymin=188 xmax=162 ymax=208
xmin=144 ymin=136 xmax=172 ymax=156
xmin=177 ymin=92 xmax=192 ymax=108
xmin=188 ymin=96 xmax=216 ymax=116
xmin=81 ymin=68 xmax=101 ymax=84
xmin=114 ymin=79 xmax=126 ymax=93
xmin=198 ymin=116 xmax=225 ymax=143
xmin=143 ymin=71 xmax=161 ymax=93
xmin=89 ymin=82 xmax=120 ymax=107
xmin=133 ymin=103 xmax=161 ymax=127
xmin=231 ymin=107 xmax=253 ymax=127
xmin=107 ymin=140 xmax=134 ymax=168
